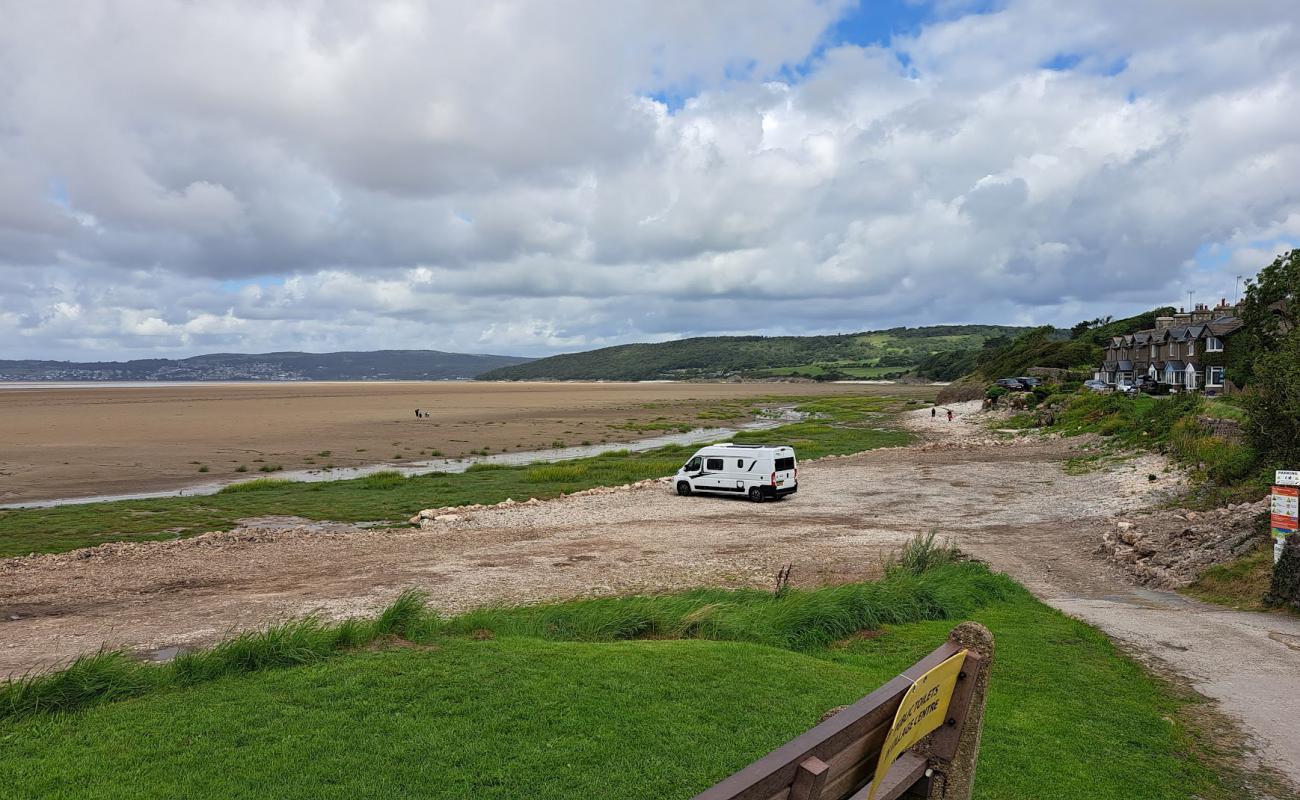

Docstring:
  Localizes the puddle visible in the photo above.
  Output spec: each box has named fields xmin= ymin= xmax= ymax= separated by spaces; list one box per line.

xmin=2 ymin=407 xmax=809 ymax=509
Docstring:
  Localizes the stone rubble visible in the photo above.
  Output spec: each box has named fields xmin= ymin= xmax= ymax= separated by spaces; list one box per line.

xmin=1097 ymin=498 xmax=1270 ymax=588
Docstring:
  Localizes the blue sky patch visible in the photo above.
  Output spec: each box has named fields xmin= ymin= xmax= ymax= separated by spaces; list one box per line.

xmin=220 ymin=277 xmax=285 ymax=294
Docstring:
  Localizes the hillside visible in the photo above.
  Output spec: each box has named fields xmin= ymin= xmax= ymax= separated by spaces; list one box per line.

xmin=0 ymin=350 xmax=532 ymax=382
xmin=916 ymin=307 xmax=1176 ymax=383
xmin=477 ymin=325 xmax=1029 ymax=381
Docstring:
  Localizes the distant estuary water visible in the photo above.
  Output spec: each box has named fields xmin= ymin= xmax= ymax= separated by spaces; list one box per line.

xmin=0 ymin=408 xmax=808 ymax=510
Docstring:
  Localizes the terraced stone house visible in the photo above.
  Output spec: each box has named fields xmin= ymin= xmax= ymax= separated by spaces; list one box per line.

xmin=1096 ymin=300 xmax=1241 ymax=392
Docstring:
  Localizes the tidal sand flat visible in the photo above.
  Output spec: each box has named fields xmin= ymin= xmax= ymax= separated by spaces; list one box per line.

xmin=0 ymin=381 xmax=902 ymax=504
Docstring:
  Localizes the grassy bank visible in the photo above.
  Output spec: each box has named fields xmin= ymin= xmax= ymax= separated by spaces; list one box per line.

xmin=0 ymin=562 xmax=1240 ymax=800
xmin=1039 ymin=391 xmax=1268 ymax=501
xmin=0 ymin=395 xmax=914 ymax=558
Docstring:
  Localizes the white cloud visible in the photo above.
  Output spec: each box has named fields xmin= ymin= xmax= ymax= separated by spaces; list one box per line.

xmin=0 ymin=0 xmax=1298 ymax=360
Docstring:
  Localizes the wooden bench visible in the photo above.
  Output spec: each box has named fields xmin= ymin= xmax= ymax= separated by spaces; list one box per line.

xmin=691 ymin=622 xmax=994 ymax=800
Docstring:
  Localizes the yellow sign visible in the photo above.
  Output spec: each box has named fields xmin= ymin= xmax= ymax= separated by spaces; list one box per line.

xmin=867 ymin=650 xmax=968 ymax=800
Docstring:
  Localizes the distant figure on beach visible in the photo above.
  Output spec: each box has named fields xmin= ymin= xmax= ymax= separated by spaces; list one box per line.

xmin=947 ymin=409 xmax=954 ymax=422
xmin=415 ymin=408 xmax=421 ymax=418
xmin=931 ymin=407 xmax=936 ymax=419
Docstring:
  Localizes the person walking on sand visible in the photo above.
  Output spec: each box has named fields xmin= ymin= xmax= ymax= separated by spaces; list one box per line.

xmin=946 ymin=408 xmax=954 ymax=422
xmin=931 ymin=406 xmax=937 ymax=419
xmin=415 ymin=408 xmax=421 ymax=419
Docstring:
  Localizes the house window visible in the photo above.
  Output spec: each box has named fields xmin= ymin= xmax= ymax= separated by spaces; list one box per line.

xmin=1150 ymin=344 xmax=1157 ymax=358
xmin=1186 ymin=341 xmax=1195 ymax=358
xmin=1207 ymin=367 xmax=1224 ymax=387
xmin=1206 ymin=336 xmax=1223 ymax=352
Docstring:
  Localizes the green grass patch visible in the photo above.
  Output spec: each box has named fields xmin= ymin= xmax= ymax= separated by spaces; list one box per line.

xmin=1183 ymin=540 xmax=1277 ymax=612
xmin=1046 ymin=392 xmax=1267 ymax=502
xmin=216 ymin=478 xmax=296 ymax=494
xmin=0 ymin=395 xmax=914 ymax=557
xmin=0 ymin=563 xmax=1236 ymax=799
xmin=523 ymin=463 xmax=590 ymax=483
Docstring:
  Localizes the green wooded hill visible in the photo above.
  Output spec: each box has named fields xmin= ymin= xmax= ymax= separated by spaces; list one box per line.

xmin=477 ymin=326 xmax=1030 ymax=381
xmin=914 ymin=308 xmax=1177 ymax=382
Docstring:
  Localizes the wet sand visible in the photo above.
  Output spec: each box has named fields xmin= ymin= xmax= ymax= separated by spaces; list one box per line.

xmin=0 ymin=381 xmax=926 ymax=504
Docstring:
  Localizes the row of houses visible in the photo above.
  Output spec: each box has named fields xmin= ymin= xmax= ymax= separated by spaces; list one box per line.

xmin=1096 ymin=300 xmax=1242 ymax=392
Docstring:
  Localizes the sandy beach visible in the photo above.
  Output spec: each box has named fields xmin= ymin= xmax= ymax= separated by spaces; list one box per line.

xmin=0 ymin=381 xmax=921 ymax=504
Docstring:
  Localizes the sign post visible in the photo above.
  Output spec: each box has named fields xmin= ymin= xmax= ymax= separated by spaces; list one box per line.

xmin=1273 ymin=471 xmax=1300 ymax=564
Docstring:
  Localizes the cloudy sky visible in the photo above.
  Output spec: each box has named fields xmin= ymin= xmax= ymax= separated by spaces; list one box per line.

xmin=2 ymin=0 xmax=1298 ymax=360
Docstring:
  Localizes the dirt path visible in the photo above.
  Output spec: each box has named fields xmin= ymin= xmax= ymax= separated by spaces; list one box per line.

xmin=2 ymin=400 xmax=1298 ymax=789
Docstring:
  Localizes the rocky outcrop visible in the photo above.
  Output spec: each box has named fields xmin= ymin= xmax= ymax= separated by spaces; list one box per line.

xmin=1098 ymin=499 xmax=1269 ymax=588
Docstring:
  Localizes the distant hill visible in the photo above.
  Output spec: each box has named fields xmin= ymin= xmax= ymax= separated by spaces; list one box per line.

xmin=0 ymin=350 xmax=533 ymax=382
xmin=477 ymin=326 xmax=1032 ymax=382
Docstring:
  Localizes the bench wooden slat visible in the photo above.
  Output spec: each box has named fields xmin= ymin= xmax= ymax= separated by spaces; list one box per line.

xmin=844 ymin=752 xmax=928 ymax=800
xmin=690 ymin=641 xmax=961 ymax=800
xmin=817 ymin=720 xmax=891 ymax=799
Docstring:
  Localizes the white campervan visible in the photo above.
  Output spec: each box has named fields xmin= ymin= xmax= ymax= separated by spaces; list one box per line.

xmin=674 ymin=444 xmax=798 ymax=502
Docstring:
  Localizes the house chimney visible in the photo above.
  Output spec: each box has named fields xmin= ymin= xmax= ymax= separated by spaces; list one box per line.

xmin=1155 ymin=315 xmax=1175 ymax=332
xmin=1191 ymin=303 xmax=1212 ymax=323
xmin=1173 ymin=309 xmax=1193 ymax=327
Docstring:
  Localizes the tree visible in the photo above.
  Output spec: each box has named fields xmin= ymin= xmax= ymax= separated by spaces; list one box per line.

xmin=1241 ymin=321 xmax=1300 ymax=468
xmin=1229 ymin=248 xmax=1299 ymax=388
xmin=1236 ymin=249 xmax=1299 ymax=468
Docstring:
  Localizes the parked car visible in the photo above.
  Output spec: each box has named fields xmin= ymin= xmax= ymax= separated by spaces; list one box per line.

xmin=1083 ymin=379 xmax=1110 ymax=393
xmin=675 ymin=443 xmax=797 ymax=502
xmin=995 ymin=378 xmax=1026 ymax=391
xmin=1115 ymin=379 xmax=1138 ymax=396
xmin=1015 ymin=376 xmax=1042 ymax=387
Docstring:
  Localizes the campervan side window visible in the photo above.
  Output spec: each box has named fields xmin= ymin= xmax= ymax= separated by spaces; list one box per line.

xmin=685 ymin=457 xmax=701 ymax=472
xmin=775 ymin=457 xmax=795 ymax=471
xmin=705 ymin=458 xmax=724 ymax=471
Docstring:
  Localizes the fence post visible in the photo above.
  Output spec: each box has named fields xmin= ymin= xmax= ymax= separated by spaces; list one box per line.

xmin=920 ymin=622 xmax=995 ymax=800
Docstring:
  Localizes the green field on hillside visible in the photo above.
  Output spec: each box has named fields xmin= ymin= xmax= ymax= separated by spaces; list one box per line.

xmin=479 ymin=325 xmax=1028 ymax=381
xmin=0 ymin=563 xmax=1241 ymax=800
xmin=0 ymin=394 xmax=920 ymax=557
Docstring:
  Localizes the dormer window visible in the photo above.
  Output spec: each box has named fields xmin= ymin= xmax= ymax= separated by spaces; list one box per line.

xmin=1206 ymin=336 xmax=1223 ymax=352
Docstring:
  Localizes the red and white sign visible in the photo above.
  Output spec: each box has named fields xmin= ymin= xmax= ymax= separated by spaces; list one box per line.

xmin=1274 ymin=485 xmax=1300 ymax=538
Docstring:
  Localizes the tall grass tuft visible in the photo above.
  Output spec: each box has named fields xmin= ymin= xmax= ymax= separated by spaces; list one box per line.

xmin=464 ymin=462 xmax=510 ymax=473
xmin=217 ymin=478 xmax=296 ymax=494
xmin=357 ymin=471 xmax=407 ymax=490
xmin=0 ymin=650 xmax=159 ymax=720
xmin=882 ymin=531 xmax=962 ymax=577
xmin=374 ymin=589 xmax=428 ymax=637
xmin=524 ymin=463 xmax=589 ymax=482
xmin=437 ymin=561 xmax=1015 ymax=651
xmin=0 ymin=591 xmax=435 ymax=722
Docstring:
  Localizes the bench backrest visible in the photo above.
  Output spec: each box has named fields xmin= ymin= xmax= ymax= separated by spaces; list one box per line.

xmin=691 ymin=625 xmax=991 ymax=800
